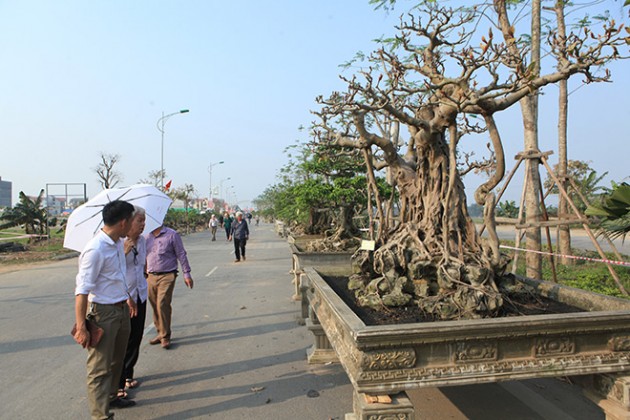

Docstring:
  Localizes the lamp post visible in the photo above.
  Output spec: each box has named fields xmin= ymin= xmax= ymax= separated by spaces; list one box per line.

xmin=157 ymin=109 xmax=189 ymax=189
xmin=225 ymin=185 xmax=234 ymax=209
xmin=219 ymin=177 xmax=231 ymax=200
xmin=207 ymin=161 xmax=224 ymax=209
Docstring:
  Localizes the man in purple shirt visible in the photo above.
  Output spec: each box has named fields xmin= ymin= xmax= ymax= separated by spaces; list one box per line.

xmin=145 ymin=225 xmax=194 ymax=349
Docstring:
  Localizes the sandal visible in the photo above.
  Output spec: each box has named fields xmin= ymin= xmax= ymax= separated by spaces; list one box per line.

xmin=117 ymin=389 xmax=128 ymax=399
xmin=125 ymin=379 xmax=139 ymax=389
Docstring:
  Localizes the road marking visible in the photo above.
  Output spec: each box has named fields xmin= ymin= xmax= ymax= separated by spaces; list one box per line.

xmin=205 ymin=266 xmax=218 ymax=277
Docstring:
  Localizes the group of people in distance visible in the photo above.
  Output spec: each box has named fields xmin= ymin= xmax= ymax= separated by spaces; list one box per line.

xmin=72 ymin=200 xmax=194 ymax=419
xmin=208 ymin=210 xmax=250 ymax=262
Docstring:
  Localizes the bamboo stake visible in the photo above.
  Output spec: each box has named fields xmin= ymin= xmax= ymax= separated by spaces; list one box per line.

xmin=479 ymin=157 xmax=524 ymax=237
xmin=511 ymin=160 xmax=530 ymax=274
xmin=538 ymin=176 xmax=557 ymax=282
xmin=541 ymin=156 xmax=627 ymax=295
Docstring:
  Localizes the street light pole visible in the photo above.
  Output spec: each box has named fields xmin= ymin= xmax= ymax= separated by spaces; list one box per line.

xmin=219 ymin=177 xmax=231 ymax=200
xmin=207 ymin=161 xmax=224 ymax=209
xmin=157 ymin=109 xmax=189 ymax=189
xmin=225 ymin=185 xmax=234 ymax=208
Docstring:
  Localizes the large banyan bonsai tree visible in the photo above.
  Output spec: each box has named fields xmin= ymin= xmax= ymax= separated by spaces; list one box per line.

xmin=312 ymin=2 xmax=629 ymax=319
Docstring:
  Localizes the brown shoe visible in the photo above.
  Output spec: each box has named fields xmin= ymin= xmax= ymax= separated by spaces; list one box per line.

xmin=161 ymin=339 xmax=171 ymax=349
xmin=149 ymin=336 xmax=161 ymax=345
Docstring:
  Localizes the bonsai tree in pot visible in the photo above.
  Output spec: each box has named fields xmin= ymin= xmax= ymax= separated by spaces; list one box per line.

xmin=312 ymin=2 xmax=629 ymax=319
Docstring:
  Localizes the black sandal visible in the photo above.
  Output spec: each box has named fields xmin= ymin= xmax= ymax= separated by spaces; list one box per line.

xmin=125 ymin=379 xmax=139 ymax=389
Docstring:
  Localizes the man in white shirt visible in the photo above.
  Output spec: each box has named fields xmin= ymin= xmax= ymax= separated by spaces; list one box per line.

xmin=73 ymin=200 xmax=137 ymax=420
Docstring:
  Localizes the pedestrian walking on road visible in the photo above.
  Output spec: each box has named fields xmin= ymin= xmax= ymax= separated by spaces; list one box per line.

xmin=229 ymin=211 xmax=249 ymax=262
xmin=223 ymin=212 xmax=233 ymax=241
xmin=73 ymin=200 xmax=137 ymax=419
xmin=117 ymin=206 xmax=148 ymax=396
xmin=145 ymin=225 xmax=194 ymax=349
xmin=208 ymin=214 xmax=218 ymax=241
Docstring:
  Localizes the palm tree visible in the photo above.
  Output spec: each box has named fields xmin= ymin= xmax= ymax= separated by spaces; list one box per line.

xmin=586 ymin=182 xmax=630 ymax=241
xmin=0 ymin=189 xmax=48 ymax=236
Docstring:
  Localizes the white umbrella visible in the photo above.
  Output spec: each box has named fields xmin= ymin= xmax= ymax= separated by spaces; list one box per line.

xmin=63 ymin=184 xmax=172 ymax=252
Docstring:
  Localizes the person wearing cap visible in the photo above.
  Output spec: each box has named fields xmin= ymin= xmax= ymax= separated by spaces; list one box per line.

xmin=229 ymin=211 xmax=249 ymax=262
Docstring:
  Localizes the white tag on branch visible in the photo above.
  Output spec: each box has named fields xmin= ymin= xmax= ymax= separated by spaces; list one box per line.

xmin=361 ymin=240 xmax=375 ymax=251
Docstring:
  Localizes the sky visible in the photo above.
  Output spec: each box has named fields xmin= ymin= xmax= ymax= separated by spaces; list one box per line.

xmin=0 ymin=1 xmax=628 ymax=210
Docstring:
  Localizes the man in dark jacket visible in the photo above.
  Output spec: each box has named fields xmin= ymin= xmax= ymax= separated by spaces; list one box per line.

xmin=229 ymin=211 xmax=249 ymax=262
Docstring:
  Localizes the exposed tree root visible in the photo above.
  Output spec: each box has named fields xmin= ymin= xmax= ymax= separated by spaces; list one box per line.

xmin=348 ymin=203 xmax=510 ymax=320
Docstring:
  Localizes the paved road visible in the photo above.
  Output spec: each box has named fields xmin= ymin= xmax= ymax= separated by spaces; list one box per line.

xmin=0 ymin=223 xmax=606 ymax=419
xmin=489 ymin=224 xmax=630 ymax=256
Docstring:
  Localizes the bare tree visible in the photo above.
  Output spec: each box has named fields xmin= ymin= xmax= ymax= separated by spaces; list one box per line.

xmin=94 ymin=152 xmax=123 ymax=189
xmin=139 ymin=170 xmax=165 ymax=188
xmin=313 ymin=3 xmax=629 ymax=319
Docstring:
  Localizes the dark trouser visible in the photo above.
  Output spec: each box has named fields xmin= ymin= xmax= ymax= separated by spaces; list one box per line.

xmin=234 ymin=237 xmax=247 ymax=260
xmin=225 ymin=227 xmax=230 ymax=239
xmin=119 ymin=297 xmax=146 ymax=389
xmin=86 ymin=302 xmax=130 ymax=420
xmin=211 ymin=226 xmax=217 ymax=241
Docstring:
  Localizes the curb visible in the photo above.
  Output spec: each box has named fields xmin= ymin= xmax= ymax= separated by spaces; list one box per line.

xmin=52 ymin=252 xmax=80 ymax=261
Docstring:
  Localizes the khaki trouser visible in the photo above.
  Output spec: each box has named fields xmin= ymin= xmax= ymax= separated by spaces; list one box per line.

xmin=147 ymin=272 xmax=176 ymax=341
xmin=86 ymin=302 xmax=130 ymax=420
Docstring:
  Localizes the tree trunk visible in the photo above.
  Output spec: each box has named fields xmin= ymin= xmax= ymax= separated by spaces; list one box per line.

xmin=555 ymin=1 xmax=572 ymax=264
xmin=350 ymin=128 xmax=505 ymax=320
xmin=523 ymin=0 xmax=543 ymax=279
xmin=306 ymin=205 xmax=360 ymax=252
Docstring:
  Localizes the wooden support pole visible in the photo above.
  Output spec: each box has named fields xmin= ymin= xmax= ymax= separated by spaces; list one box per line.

xmin=538 ymin=176 xmax=557 ymax=282
xmin=540 ymin=156 xmax=628 ymax=295
xmin=479 ymin=157 xmax=524 ymax=237
xmin=512 ymin=161 xmax=530 ymax=274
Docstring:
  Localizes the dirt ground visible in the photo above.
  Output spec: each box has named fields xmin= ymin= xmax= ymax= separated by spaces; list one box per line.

xmin=324 ymin=275 xmax=584 ymax=325
xmin=0 ymin=250 xmax=77 ymax=274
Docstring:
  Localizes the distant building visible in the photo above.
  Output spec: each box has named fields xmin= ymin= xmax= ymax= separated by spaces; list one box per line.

xmin=45 ymin=196 xmax=67 ymax=216
xmin=0 ymin=177 xmax=12 ymax=208
xmin=69 ymin=197 xmax=86 ymax=208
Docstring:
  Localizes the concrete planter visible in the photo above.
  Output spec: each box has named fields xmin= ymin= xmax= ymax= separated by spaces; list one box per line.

xmin=287 ymin=234 xmax=354 ymax=303
xmin=287 ymin=235 xmax=356 ymax=366
xmin=304 ymin=267 xmax=630 ymax=419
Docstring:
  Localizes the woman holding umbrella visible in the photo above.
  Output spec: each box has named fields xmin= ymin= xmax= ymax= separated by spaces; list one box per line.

xmin=117 ymin=206 xmax=147 ymax=396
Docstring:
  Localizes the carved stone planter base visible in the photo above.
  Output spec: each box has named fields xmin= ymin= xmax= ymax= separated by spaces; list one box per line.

xmin=303 ymin=267 xmax=630 ymax=418
xmin=575 ymin=374 xmax=630 ymax=420
xmin=306 ymin=344 xmax=339 ymax=364
xmin=300 ymin=283 xmax=310 ymax=319
xmin=306 ymin=318 xmax=339 ymax=364
xmin=345 ymin=390 xmax=414 ymax=420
